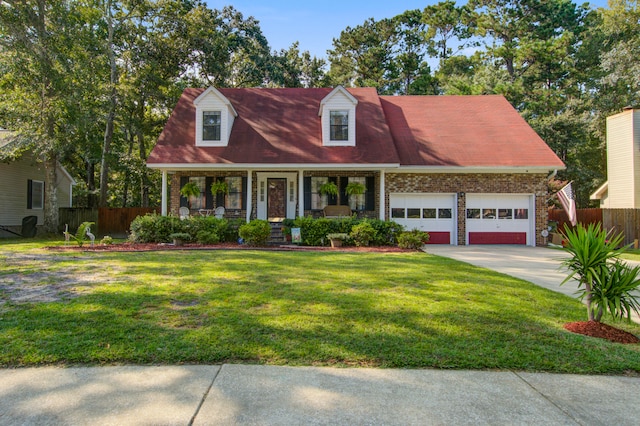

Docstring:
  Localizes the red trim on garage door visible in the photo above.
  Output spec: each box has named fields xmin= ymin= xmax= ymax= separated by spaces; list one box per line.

xmin=425 ymin=232 xmax=450 ymax=244
xmin=469 ymin=232 xmax=526 ymax=245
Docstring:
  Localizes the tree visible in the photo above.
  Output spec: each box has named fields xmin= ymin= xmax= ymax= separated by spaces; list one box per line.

xmin=0 ymin=0 xmax=87 ymax=232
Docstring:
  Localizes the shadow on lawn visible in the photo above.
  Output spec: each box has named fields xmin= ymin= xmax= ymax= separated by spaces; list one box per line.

xmin=1 ymin=250 xmax=640 ymax=372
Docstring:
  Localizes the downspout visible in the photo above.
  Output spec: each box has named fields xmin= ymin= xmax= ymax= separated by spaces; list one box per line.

xmin=246 ymin=170 xmax=252 ymax=222
xmin=298 ymin=169 xmax=305 ymax=218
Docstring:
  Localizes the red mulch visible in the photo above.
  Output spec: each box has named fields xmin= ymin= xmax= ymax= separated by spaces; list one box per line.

xmin=564 ymin=321 xmax=640 ymax=344
xmin=47 ymin=242 xmax=414 ymax=253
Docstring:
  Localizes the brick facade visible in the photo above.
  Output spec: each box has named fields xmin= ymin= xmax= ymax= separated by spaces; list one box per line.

xmin=171 ymin=171 xmax=550 ymax=246
xmin=385 ymin=173 xmax=549 ymax=246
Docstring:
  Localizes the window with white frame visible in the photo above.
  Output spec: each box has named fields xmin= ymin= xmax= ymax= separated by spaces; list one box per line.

xmin=203 ymin=111 xmax=221 ymax=141
xmin=330 ymin=111 xmax=349 ymax=141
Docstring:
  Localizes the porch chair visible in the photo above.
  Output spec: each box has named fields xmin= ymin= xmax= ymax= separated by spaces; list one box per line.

xmin=179 ymin=207 xmax=190 ymax=220
xmin=214 ymin=206 xmax=225 ymax=219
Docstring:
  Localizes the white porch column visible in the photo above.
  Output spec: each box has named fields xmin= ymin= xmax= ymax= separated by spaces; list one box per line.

xmin=161 ymin=170 xmax=168 ymax=216
xmin=246 ymin=170 xmax=253 ymax=222
xmin=379 ymin=170 xmax=385 ymax=220
xmin=298 ymin=169 xmax=305 ymax=218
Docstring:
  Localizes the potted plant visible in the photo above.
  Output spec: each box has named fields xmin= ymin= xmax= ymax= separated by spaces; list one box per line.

xmin=326 ymin=232 xmax=349 ymax=248
xmin=319 ymin=181 xmax=338 ymax=197
xmin=169 ymin=232 xmax=191 ymax=246
xmin=210 ymin=180 xmax=229 ymax=208
xmin=345 ymin=181 xmax=366 ymax=210
xmin=179 ymin=182 xmax=200 ymax=209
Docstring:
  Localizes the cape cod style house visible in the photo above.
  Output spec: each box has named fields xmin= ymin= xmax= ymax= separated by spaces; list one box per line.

xmin=147 ymin=86 xmax=564 ymax=246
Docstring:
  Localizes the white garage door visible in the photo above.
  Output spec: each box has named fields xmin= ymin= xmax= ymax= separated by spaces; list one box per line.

xmin=389 ymin=193 xmax=456 ymax=244
xmin=465 ymin=194 xmax=534 ymax=245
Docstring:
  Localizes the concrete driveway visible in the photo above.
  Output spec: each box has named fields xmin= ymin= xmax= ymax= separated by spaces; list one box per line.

xmin=423 ymin=245 xmax=577 ymax=297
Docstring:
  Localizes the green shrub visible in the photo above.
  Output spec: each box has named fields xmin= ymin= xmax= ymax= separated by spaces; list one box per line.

xmin=169 ymin=232 xmax=191 ymax=242
xmin=591 ymin=261 xmax=640 ymax=321
xmin=224 ymin=218 xmax=245 ymax=242
xmin=368 ymin=219 xmax=404 ymax=245
xmin=129 ymin=214 xmax=230 ymax=244
xmin=397 ymin=229 xmax=430 ymax=249
xmin=100 ymin=236 xmax=114 ymax=245
xmin=196 ymin=230 xmax=220 ymax=245
xmin=239 ymin=219 xmax=272 ymax=246
xmin=350 ymin=221 xmax=376 ymax=247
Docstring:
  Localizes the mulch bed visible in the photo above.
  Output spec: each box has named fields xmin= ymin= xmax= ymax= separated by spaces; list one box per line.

xmin=564 ymin=321 xmax=640 ymax=344
xmin=47 ymin=242 xmax=414 ymax=253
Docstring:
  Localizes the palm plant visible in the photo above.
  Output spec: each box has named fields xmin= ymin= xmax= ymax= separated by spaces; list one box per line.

xmin=560 ymin=223 xmax=637 ymax=321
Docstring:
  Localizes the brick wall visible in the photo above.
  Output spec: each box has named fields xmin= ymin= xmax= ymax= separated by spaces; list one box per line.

xmin=386 ymin=173 xmax=549 ymax=246
xmin=171 ymin=170 xmax=550 ymax=246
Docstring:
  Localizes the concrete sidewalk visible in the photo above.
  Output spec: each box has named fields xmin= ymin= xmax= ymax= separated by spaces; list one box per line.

xmin=2 ymin=364 xmax=640 ymax=425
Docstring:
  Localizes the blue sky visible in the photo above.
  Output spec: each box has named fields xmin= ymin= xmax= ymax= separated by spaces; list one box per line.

xmin=205 ymin=1 xmax=610 ymax=60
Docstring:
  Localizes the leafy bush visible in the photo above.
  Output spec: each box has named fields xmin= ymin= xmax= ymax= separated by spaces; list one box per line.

xmin=368 ymin=219 xmax=404 ymax=245
xmin=100 ymin=236 xmax=114 ymax=245
xmin=397 ymin=229 xmax=430 ymax=249
xmin=239 ymin=219 xmax=272 ymax=246
xmin=169 ymin=232 xmax=191 ymax=242
xmin=196 ymin=230 xmax=220 ymax=245
xmin=560 ymin=223 xmax=634 ymax=322
xmin=350 ymin=221 xmax=376 ymax=247
xmin=130 ymin=214 xmax=228 ymax=244
xmin=64 ymin=221 xmax=96 ymax=247
xmin=224 ymin=218 xmax=245 ymax=242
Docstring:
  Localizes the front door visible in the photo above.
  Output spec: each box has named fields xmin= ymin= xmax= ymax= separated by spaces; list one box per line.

xmin=267 ymin=178 xmax=287 ymax=220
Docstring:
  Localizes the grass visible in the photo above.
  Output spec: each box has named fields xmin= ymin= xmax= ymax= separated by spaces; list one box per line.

xmin=1 ymin=239 xmax=640 ymax=373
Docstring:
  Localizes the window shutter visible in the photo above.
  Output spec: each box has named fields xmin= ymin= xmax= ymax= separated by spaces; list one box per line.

xmin=365 ymin=176 xmax=375 ymax=211
xmin=205 ymin=177 xmax=213 ymax=209
xmin=328 ymin=176 xmax=338 ymax=205
xmin=27 ymin=179 xmax=33 ymax=209
xmin=216 ymin=178 xmax=225 ymax=208
xmin=242 ymin=177 xmax=248 ymax=210
xmin=179 ymin=177 xmax=189 ymax=207
xmin=339 ymin=177 xmax=348 ymax=206
xmin=304 ymin=177 xmax=311 ymax=210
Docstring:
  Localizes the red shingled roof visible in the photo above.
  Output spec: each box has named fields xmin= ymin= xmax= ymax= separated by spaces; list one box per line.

xmin=380 ymin=95 xmax=565 ymax=168
xmin=147 ymin=88 xmax=564 ymax=170
xmin=147 ymin=87 xmax=399 ymax=166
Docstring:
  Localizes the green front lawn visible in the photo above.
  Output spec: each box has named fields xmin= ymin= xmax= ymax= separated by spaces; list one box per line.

xmin=1 ymin=239 xmax=640 ymax=373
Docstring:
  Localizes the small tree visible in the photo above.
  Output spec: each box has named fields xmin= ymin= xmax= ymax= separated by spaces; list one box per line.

xmin=560 ymin=223 xmax=640 ymax=322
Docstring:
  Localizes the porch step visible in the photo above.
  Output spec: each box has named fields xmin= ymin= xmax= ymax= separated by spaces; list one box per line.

xmin=268 ymin=221 xmax=286 ymax=244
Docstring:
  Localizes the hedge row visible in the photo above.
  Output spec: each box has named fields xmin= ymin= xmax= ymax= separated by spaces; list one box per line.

xmin=129 ymin=214 xmax=243 ymax=244
xmin=283 ymin=217 xmax=404 ymax=246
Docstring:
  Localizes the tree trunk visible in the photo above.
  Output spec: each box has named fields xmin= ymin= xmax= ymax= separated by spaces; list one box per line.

xmin=584 ymin=282 xmax=595 ymax=321
xmin=99 ymin=0 xmax=117 ymax=208
xmin=43 ymin=154 xmax=59 ymax=233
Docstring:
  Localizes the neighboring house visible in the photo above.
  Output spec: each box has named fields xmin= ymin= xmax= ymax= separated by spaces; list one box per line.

xmin=0 ymin=130 xmax=76 ymax=236
xmin=590 ymin=107 xmax=640 ymax=208
xmin=147 ymin=86 xmax=564 ymax=246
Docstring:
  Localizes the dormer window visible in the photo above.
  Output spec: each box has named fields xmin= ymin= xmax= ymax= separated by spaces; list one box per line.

xmin=330 ymin=111 xmax=349 ymax=141
xmin=203 ymin=111 xmax=221 ymax=141
xmin=194 ymin=87 xmax=237 ymax=147
xmin=319 ymin=86 xmax=357 ymax=147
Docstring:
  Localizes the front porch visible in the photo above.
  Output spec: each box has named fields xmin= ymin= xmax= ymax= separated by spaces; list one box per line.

xmin=161 ymin=169 xmax=385 ymax=223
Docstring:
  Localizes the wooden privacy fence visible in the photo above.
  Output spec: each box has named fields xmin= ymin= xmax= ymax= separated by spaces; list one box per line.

xmin=59 ymin=207 xmax=159 ymax=236
xmin=547 ymin=208 xmax=603 ymax=231
xmin=548 ymin=208 xmax=640 ymax=246
xmin=603 ymin=209 xmax=640 ymax=247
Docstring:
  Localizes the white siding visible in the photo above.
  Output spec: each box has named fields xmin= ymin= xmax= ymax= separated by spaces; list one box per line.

xmin=606 ymin=110 xmax=638 ymax=208
xmin=634 ymin=111 xmax=640 ymax=208
xmin=0 ymin=156 xmax=45 ymax=226
xmin=194 ymin=89 xmax=235 ymax=147
xmin=0 ymin=156 xmax=74 ymax=226
xmin=320 ymin=90 xmax=357 ymax=146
